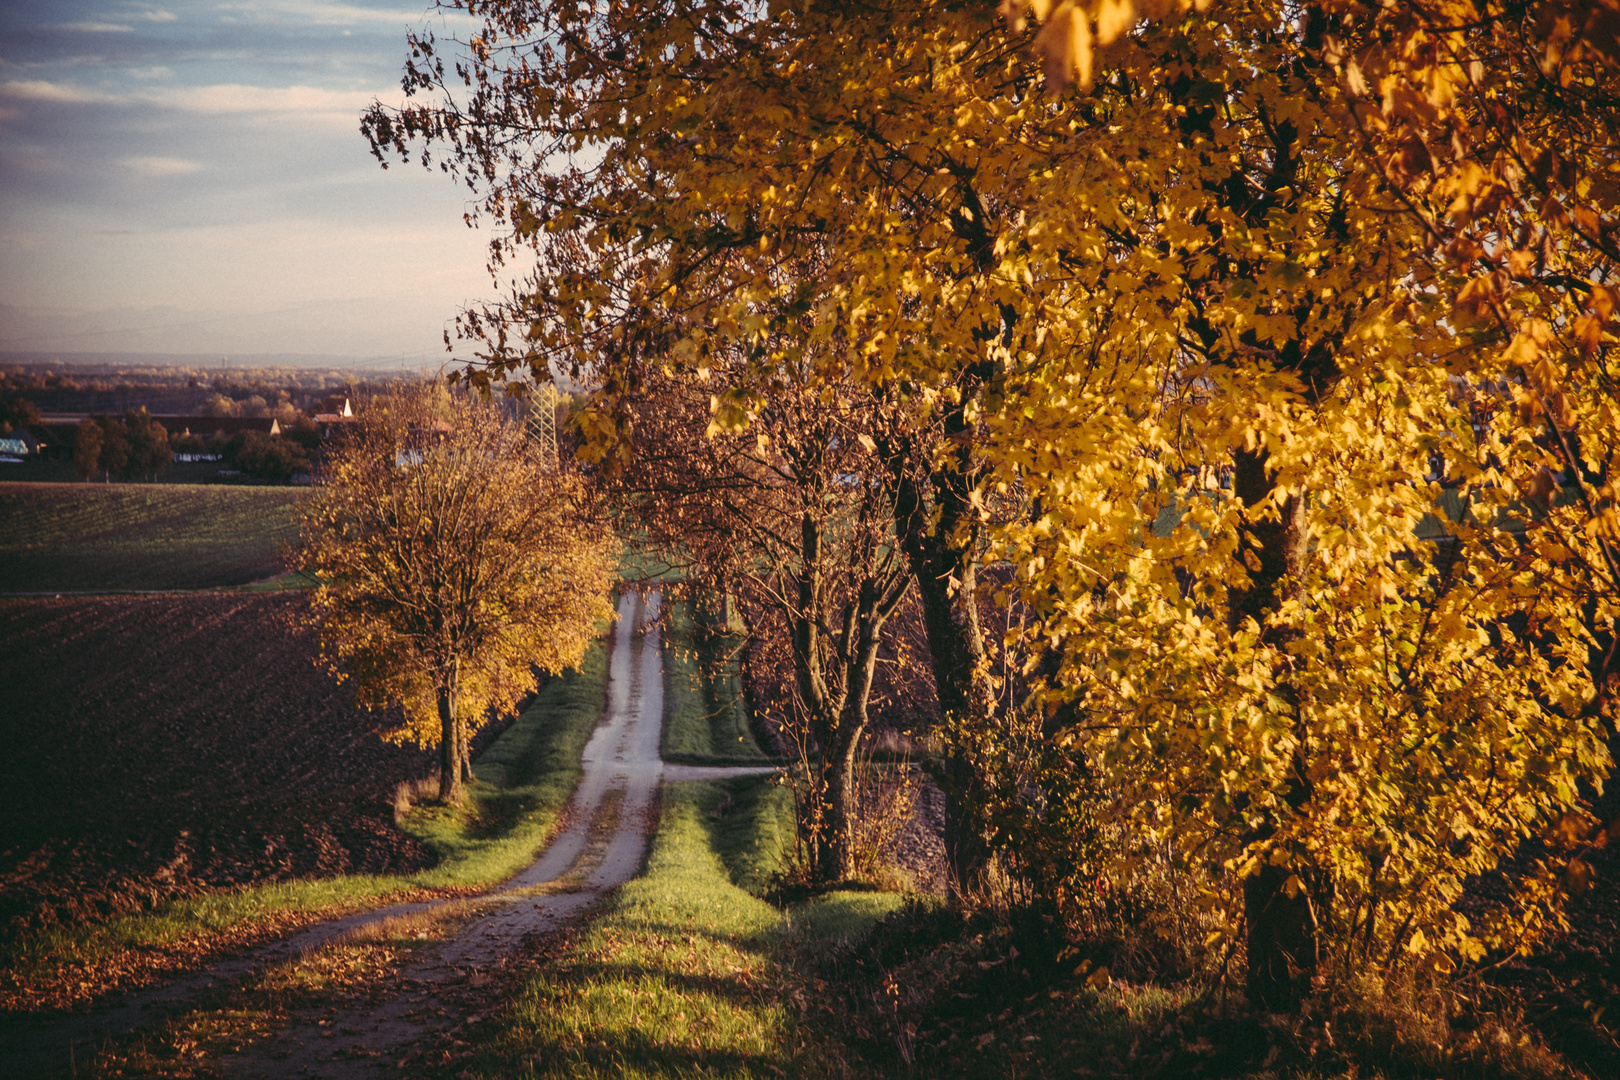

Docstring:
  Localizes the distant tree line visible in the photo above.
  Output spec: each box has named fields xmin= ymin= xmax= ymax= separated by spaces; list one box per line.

xmin=0 ymin=363 xmax=398 ymax=417
xmin=0 ymin=393 xmax=40 ymax=437
xmin=219 ymin=418 xmax=320 ymax=483
xmin=73 ymin=410 xmax=172 ymax=483
xmin=71 ymin=411 xmax=323 ymax=484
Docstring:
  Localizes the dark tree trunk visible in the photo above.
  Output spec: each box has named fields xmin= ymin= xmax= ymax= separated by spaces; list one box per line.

xmin=1244 ymin=863 xmax=1316 ymax=1011
xmin=787 ymin=506 xmax=906 ymax=884
xmin=892 ymin=447 xmax=996 ymax=899
xmin=1229 ymin=450 xmax=1309 ymax=634
xmin=826 ymin=726 xmax=862 ymax=881
xmin=824 ymin=615 xmax=885 ymax=881
xmin=437 ymin=665 xmax=464 ymax=805
xmin=793 ymin=513 xmax=839 ymax=883
xmin=1231 ymin=448 xmax=1316 ymax=1008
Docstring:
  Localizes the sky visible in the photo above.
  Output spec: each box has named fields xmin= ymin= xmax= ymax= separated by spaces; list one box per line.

xmin=0 ymin=1 xmax=501 ymax=366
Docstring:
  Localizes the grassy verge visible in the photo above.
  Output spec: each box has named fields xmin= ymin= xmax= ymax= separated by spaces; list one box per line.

xmin=464 ymin=776 xmax=903 ymax=1079
xmin=236 ymin=568 xmax=317 ymax=591
xmin=662 ymin=594 xmax=778 ymax=766
xmin=400 ymin=642 xmax=607 ymax=890
xmin=0 ymin=643 xmax=609 ymax=1015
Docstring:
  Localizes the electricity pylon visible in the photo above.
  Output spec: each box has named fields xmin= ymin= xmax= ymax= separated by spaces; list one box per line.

xmin=527 ymin=380 xmax=559 ymax=471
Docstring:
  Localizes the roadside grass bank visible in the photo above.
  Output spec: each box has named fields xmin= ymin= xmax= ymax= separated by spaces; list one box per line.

xmin=662 ymin=593 xmax=779 ymax=767
xmin=449 ymin=764 xmax=1583 ymax=1080
xmin=0 ymin=643 xmax=608 ymax=1017
xmin=784 ymin=898 xmax=1586 ymax=1080
xmin=0 ymin=482 xmax=302 ymax=592
xmin=238 ymin=568 xmax=317 ymax=591
xmin=463 ymin=776 xmax=903 ymax=1079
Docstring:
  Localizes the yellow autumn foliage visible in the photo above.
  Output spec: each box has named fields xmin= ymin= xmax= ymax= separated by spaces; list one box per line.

xmin=364 ymin=0 xmax=1617 ymax=976
xmin=292 ymin=385 xmax=617 ymax=801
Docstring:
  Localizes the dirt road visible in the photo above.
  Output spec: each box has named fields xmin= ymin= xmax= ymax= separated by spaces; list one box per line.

xmin=3 ymin=587 xmax=778 ymax=1078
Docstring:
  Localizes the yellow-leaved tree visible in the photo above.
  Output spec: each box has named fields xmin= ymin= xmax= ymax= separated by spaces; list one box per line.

xmin=365 ymin=0 xmax=1616 ymax=1007
xmin=989 ymin=0 xmax=1620 ymax=1004
xmin=293 ymin=385 xmax=618 ymax=805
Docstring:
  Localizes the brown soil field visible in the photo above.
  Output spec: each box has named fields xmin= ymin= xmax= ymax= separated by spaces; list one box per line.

xmin=0 ymin=593 xmax=444 ymax=942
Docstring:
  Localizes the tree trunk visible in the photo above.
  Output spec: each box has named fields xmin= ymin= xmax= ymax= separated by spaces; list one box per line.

xmin=793 ymin=512 xmax=839 ymax=883
xmin=825 ymin=727 xmax=863 ymax=881
xmin=1231 ymin=448 xmax=1315 ymax=1009
xmin=459 ymin=719 xmax=475 ymax=784
xmin=437 ymin=664 xmax=464 ymax=804
xmin=1244 ymin=863 xmax=1316 ymax=1012
xmin=824 ymin=615 xmax=885 ymax=882
xmin=892 ymin=457 xmax=996 ymax=899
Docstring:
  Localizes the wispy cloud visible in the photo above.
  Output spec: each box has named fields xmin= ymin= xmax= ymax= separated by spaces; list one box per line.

xmin=1 ymin=78 xmax=382 ymax=117
xmin=0 ymin=80 xmax=112 ymax=104
xmin=158 ymin=83 xmax=377 ymax=115
xmin=213 ymin=1 xmax=476 ymax=29
xmin=121 ymin=155 xmax=202 ymax=177
xmin=131 ymin=8 xmax=180 ymax=22
xmin=215 ymin=2 xmax=431 ymax=27
xmin=53 ymin=21 xmax=137 ymax=34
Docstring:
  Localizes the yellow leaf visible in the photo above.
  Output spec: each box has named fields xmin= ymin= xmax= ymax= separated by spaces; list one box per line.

xmin=1096 ymin=0 xmax=1136 ymax=46
xmin=998 ymin=0 xmax=1033 ymax=34
xmin=1034 ymin=2 xmax=1092 ymax=96
xmin=1565 ymin=857 xmax=1594 ymax=895
xmin=1574 ymin=311 xmax=1604 ymax=356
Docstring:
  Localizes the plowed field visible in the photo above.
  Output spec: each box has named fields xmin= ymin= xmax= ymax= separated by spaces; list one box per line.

xmin=0 ymin=482 xmax=302 ymax=593
xmin=0 ymin=593 xmax=438 ymax=941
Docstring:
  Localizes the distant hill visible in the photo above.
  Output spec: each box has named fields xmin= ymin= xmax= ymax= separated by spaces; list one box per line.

xmin=0 ymin=356 xmax=419 ymax=419
xmin=0 ymin=350 xmax=423 ymax=373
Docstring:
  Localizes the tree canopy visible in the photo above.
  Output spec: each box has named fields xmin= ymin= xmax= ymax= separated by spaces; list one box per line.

xmin=72 ymin=411 xmax=171 ymax=483
xmin=610 ymin=350 xmax=917 ymax=880
xmin=293 ymin=386 xmax=618 ymax=804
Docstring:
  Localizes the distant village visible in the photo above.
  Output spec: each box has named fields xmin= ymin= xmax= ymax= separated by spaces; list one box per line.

xmin=0 ymin=360 xmax=386 ymax=484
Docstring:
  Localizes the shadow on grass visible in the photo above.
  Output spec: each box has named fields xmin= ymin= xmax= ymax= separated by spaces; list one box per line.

xmin=464 ymin=779 xmax=895 ymax=1079
xmin=661 ymin=594 xmax=782 ymax=769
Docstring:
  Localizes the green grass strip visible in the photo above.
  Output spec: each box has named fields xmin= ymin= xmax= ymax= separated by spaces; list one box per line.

xmin=1 ymin=643 xmax=609 ymax=1002
xmin=661 ymin=594 xmax=778 ymax=766
xmin=467 ymin=777 xmax=900 ymax=1079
